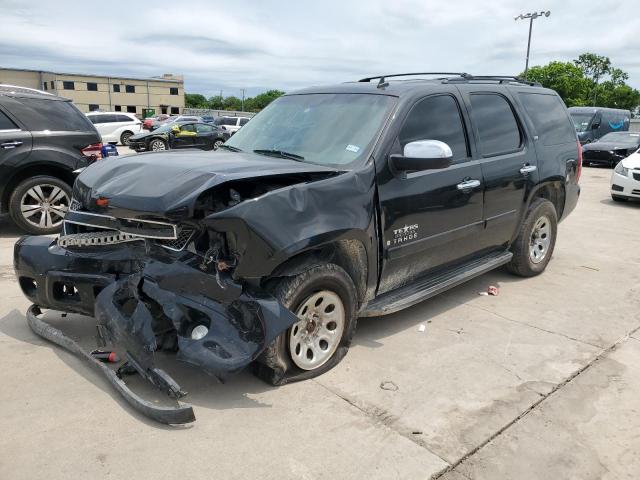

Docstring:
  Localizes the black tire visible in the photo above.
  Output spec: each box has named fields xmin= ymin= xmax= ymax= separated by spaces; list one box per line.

xmin=120 ymin=131 xmax=133 ymax=146
xmin=213 ymin=139 xmax=224 ymax=150
xmin=8 ymin=175 xmax=72 ymax=235
xmin=149 ymin=138 xmax=167 ymax=151
xmin=507 ymin=198 xmax=558 ymax=277
xmin=254 ymin=264 xmax=358 ymax=386
xmin=611 ymin=194 xmax=628 ymax=202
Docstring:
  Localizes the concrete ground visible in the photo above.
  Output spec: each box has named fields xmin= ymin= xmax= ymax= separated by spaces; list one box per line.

xmin=0 ymin=167 xmax=639 ymax=479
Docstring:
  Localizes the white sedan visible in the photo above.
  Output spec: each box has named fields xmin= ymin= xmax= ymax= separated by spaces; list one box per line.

xmin=611 ymin=149 xmax=640 ymax=202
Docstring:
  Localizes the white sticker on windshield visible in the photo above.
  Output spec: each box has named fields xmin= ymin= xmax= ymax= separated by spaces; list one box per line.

xmin=346 ymin=144 xmax=360 ymax=153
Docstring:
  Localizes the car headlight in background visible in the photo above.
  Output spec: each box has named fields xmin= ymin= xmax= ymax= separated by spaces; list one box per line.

xmin=614 ymin=161 xmax=629 ymax=177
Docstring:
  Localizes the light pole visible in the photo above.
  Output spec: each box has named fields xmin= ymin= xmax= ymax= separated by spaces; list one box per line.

xmin=514 ymin=10 xmax=551 ymax=78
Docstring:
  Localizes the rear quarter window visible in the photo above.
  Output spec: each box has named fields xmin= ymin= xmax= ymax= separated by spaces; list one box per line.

xmin=17 ymin=98 xmax=95 ymax=131
xmin=518 ymin=93 xmax=576 ymax=146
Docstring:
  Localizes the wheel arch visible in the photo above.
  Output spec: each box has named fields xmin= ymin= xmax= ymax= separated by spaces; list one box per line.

xmin=1 ymin=163 xmax=74 ymax=213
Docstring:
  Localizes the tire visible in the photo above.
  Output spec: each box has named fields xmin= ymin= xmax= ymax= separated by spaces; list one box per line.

xmin=8 ymin=175 xmax=72 ymax=235
xmin=149 ymin=138 xmax=167 ymax=151
xmin=120 ymin=131 xmax=133 ymax=146
xmin=213 ymin=139 xmax=224 ymax=150
xmin=611 ymin=195 xmax=628 ymax=202
xmin=507 ymin=198 xmax=558 ymax=277
xmin=254 ymin=264 xmax=358 ymax=386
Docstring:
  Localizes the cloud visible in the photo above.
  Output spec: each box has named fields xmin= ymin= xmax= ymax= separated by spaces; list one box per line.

xmin=0 ymin=0 xmax=639 ymax=97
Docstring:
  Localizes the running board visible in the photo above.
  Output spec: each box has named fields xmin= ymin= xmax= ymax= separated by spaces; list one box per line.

xmin=361 ymin=250 xmax=513 ymax=317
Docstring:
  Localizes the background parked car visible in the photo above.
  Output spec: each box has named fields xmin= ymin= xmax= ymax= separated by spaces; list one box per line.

xmin=143 ymin=113 xmax=169 ymax=131
xmin=582 ymin=132 xmax=640 ymax=167
xmin=0 ymin=84 xmax=101 ymax=234
xmin=128 ymin=121 xmax=230 ymax=152
xmin=214 ymin=116 xmax=250 ymax=134
xmin=569 ymin=106 xmax=631 ymax=144
xmin=86 ymin=111 xmax=142 ymax=146
xmin=611 ymin=148 xmax=640 ymax=202
xmin=149 ymin=115 xmax=201 ymax=131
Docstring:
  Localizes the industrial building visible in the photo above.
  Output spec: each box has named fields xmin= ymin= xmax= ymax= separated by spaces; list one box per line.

xmin=0 ymin=67 xmax=184 ymax=117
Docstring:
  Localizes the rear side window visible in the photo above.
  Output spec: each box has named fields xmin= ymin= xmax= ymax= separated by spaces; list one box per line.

xmin=17 ymin=98 xmax=94 ymax=131
xmin=470 ymin=93 xmax=521 ymax=156
xmin=116 ymin=114 xmax=133 ymax=122
xmin=518 ymin=93 xmax=575 ymax=146
xmin=195 ymin=123 xmax=214 ymax=133
xmin=0 ymin=110 xmax=18 ymax=130
xmin=89 ymin=114 xmax=115 ymax=124
xmin=239 ymin=118 xmax=249 ymax=126
xmin=399 ymin=94 xmax=469 ymax=162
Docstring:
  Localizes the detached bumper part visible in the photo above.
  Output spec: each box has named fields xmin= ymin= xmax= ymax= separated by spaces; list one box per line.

xmin=26 ymin=305 xmax=195 ymax=425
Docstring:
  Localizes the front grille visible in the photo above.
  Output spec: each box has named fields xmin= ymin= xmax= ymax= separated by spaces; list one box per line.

xmin=583 ymin=150 xmax=612 ymax=160
xmin=58 ymin=231 xmax=143 ymax=248
xmin=156 ymin=226 xmax=196 ymax=251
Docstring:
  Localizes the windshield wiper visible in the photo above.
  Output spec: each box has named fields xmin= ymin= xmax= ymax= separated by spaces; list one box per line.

xmin=218 ymin=144 xmax=242 ymax=152
xmin=253 ymin=149 xmax=305 ymax=161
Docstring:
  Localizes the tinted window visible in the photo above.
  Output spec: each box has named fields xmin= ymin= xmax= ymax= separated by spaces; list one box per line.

xmin=170 ymin=87 xmax=178 ymax=95
xmin=470 ymin=94 xmax=521 ymax=156
xmin=519 ymin=93 xmax=575 ymax=146
xmin=17 ymin=98 xmax=94 ymax=131
xmin=63 ymin=81 xmax=75 ymax=90
xmin=221 ymin=117 xmax=235 ymax=125
xmin=180 ymin=124 xmax=196 ymax=132
xmin=89 ymin=114 xmax=116 ymax=124
xmin=0 ymin=110 xmax=18 ymax=130
xmin=87 ymin=82 xmax=98 ymax=91
xmin=113 ymin=84 xmax=120 ymax=93
xmin=239 ymin=118 xmax=249 ymax=126
xmin=399 ymin=95 xmax=468 ymax=162
xmin=195 ymin=123 xmax=214 ymax=133
xmin=125 ymin=85 xmax=135 ymax=93
xmin=116 ymin=114 xmax=133 ymax=122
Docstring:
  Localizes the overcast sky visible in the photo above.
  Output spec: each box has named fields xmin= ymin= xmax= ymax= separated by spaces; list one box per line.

xmin=1 ymin=0 xmax=638 ymax=97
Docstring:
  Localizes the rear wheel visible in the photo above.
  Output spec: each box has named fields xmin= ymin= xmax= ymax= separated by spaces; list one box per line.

xmin=254 ymin=264 xmax=358 ymax=386
xmin=120 ymin=131 xmax=133 ymax=146
xmin=9 ymin=176 xmax=71 ymax=235
xmin=149 ymin=138 xmax=167 ymax=151
xmin=507 ymin=198 xmax=558 ymax=277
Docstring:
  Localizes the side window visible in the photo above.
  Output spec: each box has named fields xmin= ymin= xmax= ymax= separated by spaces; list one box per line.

xmin=470 ymin=93 xmax=521 ymax=156
xmin=195 ymin=124 xmax=213 ymax=133
xmin=0 ymin=110 xmax=18 ymax=130
xmin=518 ymin=93 xmax=575 ymax=146
xmin=398 ymin=94 xmax=469 ymax=162
xmin=116 ymin=114 xmax=133 ymax=122
xmin=239 ymin=118 xmax=249 ymax=126
xmin=180 ymin=124 xmax=196 ymax=133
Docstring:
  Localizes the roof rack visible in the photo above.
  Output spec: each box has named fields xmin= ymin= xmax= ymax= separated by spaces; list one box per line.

xmin=358 ymin=73 xmax=540 ymax=88
xmin=444 ymin=75 xmax=541 ymax=86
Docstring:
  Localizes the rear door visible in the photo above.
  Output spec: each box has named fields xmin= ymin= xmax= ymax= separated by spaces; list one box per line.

xmin=194 ymin=123 xmax=215 ymax=149
xmin=460 ymin=86 xmax=538 ymax=249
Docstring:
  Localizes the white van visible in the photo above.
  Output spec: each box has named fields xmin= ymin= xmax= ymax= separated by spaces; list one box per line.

xmin=86 ymin=112 xmax=142 ymax=145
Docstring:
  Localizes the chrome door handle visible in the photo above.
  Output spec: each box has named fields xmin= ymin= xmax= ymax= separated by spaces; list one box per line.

xmin=457 ymin=179 xmax=481 ymax=191
xmin=520 ymin=164 xmax=537 ymax=174
xmin=1 ymin=141 xmax=23 ymax=149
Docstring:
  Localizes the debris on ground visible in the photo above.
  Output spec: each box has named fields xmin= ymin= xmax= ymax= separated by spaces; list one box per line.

xmin=418 ymin=324 xmax=426 ymax=332
xmin=380 ymin=381 xmax=399 ymax=391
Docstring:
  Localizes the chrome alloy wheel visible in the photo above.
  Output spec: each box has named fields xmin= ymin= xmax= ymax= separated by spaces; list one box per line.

xmin=529 ymin=215 xmax=551 ymax=264
xmin=20 ymin=184 xmax=69 ymax=230
xmin=289 ymin=290 xmax=345 ymax=370
xmin=150 ymin=139 xmax=166 ymax=151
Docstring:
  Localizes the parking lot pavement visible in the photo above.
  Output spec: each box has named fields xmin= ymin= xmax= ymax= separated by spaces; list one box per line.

xmin=1 ymin=167 xmax=639 ymax=479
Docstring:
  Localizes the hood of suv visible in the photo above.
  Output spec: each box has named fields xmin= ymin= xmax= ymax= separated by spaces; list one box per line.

xmin=75 ymin=149 xmax=340 ymax=216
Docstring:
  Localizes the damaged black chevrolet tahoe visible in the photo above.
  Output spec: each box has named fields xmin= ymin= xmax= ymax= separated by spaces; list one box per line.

xmin=14 ymin=73 xmax=581 ymax=423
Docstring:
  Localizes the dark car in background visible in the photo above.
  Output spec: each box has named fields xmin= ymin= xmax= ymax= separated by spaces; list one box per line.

xmin=569 ymin=106 xmax=631 ymax=144
xmin=149 ymin=115 xmax=201 ymax=131
xmin=582 ymin=132 xmax=640 ymax=167
xmin=0 ymin=85 xmax=101 ymax=234
xmin=128 ymin=121 xmax=230 ymax=152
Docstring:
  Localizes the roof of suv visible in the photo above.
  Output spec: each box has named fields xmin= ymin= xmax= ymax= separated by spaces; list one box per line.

xmin=0 ymin=84 xmax=67 ymax=101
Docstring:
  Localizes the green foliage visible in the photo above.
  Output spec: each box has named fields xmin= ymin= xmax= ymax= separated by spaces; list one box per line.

xmin=523 ymin=53 xmax=640 ymax=111
xmin=185 ymin=90 xmax=285 ymax=112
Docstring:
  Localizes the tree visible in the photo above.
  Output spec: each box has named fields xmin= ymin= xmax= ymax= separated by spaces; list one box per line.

xmin=524 ymin=62 xmax=590 ymax=107
xmin=223 ymin=96 xmax=242 ymax=111
xmin=184 ymin=93 xmax=208 ymax=108
xmin=207 ymin=95 xmax=224 ymax=110
xmin=574 ymin=53 xmax=611 ymax=104
xmin=249 ymin=90 xmax=285 ymax=110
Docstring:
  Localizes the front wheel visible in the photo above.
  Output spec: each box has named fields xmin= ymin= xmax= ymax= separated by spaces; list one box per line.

xmin=213 ymin=139 xmax=224 ymax=150
xmin=254 ymin=264 xmax=358 ymax=386
xmin=120 ymin=131 xmax=133 ymax=146
xmin=507 ymin=198 xmax=558 ymax=277
xmin=149 ymin=138 xmax=167 ymax=151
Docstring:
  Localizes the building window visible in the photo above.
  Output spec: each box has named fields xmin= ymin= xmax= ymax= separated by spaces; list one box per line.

xmin=114 ymin=105 xmax=122 ymax=112
xmin=63 ymin=81 xmax=75 ymax=90
xmin=126 ymin=105 xmax=136 ymax=113
xmin=125 ymin=85 xmax=135 ymax=93
xmin=170 ymin=87 xmax=178 ymax=95
xmin=87 ymin=82 xmax=98 ymax=91
xmin=50 ymin=81 xmax=54 ymax=89
xmin=170 ymin=107 xmax=179 ymax=114
xmin=43 ymin=83 xmax=48 ymax=91
xmin=88 ymin=104 xmax=99 ymax=111
xmin=113 ymin=84 xmax=120 ymax=93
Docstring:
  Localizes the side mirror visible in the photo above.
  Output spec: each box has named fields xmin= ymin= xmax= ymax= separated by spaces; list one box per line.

xmin=591 ymin=122 xmax=600 ymax=130
xmin=390 ymin=140 xmax=453 ymax=172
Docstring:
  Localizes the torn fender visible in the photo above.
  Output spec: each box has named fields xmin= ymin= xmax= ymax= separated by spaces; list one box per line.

xmin=95 ymin=259 xmax=300 ymax=381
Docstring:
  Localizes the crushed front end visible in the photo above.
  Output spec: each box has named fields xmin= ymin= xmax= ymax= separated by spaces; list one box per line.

xmin=14 ymin=202 xmax=299 ymax=424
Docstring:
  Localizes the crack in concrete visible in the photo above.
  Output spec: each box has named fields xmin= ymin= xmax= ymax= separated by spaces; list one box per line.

xmin=429 ymin=323 xmax=640 ymax=479
xmin=313 ymin=380 xmax=452 ymax=469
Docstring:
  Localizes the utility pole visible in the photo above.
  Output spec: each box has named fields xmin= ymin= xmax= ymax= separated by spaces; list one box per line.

xmin=514 ymin=10 xmax=551 ymax=79
xmin=241 ymin=89 xmax=245 ymax=112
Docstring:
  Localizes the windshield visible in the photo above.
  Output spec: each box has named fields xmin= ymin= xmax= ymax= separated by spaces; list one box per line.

xmin=570 ymin=112 xmax=594 ymax=132
xmin=598 ymin=132 xmax=640 ymax=145
xmin=225 ymin=93 xmax=396 ymax=168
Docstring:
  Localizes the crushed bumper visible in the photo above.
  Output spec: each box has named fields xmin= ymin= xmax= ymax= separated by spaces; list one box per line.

xmin=15 ymin=236 xmax=299 ymax=423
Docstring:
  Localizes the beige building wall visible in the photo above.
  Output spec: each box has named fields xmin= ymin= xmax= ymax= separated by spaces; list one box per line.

xmin=0 ymin=68 xmax=184 ymax=116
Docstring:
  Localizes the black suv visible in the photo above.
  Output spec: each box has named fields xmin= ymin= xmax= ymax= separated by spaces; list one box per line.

xmin=0 ymin=85 xmax=101 ymax=234
xmin=14 ymin=73 xmax=581 ymax=424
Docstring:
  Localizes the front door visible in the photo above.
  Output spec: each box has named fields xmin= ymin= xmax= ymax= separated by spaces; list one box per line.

xmin=0 ymin=107 xmax=33 ymax=181
xmin=171 ymin=123 xmax=197 ymax=149
xmin=377 ymin=93 xmax=484 ymax=294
